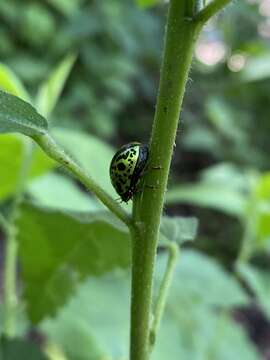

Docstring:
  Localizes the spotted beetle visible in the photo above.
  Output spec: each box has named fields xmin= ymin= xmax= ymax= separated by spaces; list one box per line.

xmin=110 ymin=142 xmax=149 ymax=202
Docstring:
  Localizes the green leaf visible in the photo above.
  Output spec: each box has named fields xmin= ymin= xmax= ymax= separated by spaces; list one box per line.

xmin=0 ymin=63 xmax=31 ymax=102
xmin=17 ymin=202 xmax=130 ymax=323
xmin=0 ymin=337 xmax=48 ymax=360
xmin=206 ymin=97 xmax=247 ymax=143
xmin=166 ymin=184 xmax=246 ymax=217
xmin=42 ymin=251 xmax=254 ymax=360
xmin=200 ymin=163 xmax=249 ymax=193
xmin=0 ymin=90 xmax=48 ymax=136
xmin=36 ymin=53 xmax=76 ymax=118
xmin=28 ymin=173 xmax=101 ymax=212
xmin=238 ymin=54 xmax=270 ymax=82
xmin=52 ymin=128 xmax=116 ymax=197
xmin=237 ymin=264 xmax=270 ymax=319
xmin=157 ymin=250 xmax=248 ymax=309
xmin=136 ymin=0 xmax=159 ymax=8
xmin=46 ymin=0 xmax=82 ymax=17
xmin=41 ymin=273 xmax=129 ymax=360
xmin=0 ymin=134 xmax=54 ymax=201
xmin=159 ymin=216 xmax=198 ymax=245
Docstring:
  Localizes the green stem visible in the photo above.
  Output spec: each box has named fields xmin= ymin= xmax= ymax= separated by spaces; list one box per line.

xmin=194 ymin=0 xmax=232 ymax=24
xmin=130 ymin=2 xmax=200 ymax=360
xmin=0 ymin=213 xmax=9 ymax=233
xmin=32 ymin=133 xmax=131 ymax=228
xmin=3 ymin=139 xmax=33 ymax=337
xmin=149 ymin=241 xmax=179 ymax=349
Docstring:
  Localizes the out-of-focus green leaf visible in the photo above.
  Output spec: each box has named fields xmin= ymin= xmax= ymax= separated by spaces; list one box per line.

xmin=44 ymin=343 xmax=68 ymax=360
xmin=52 ymin=128 xmax=116 ymax=196
xmin=0 ymin=337 xmax=48 ymax=360
xmin=166 ymin=184 xmax=246 ymax=217
xmin=237 ymin=263 xmax=270 ymax=319
xmin=160 ymin=216 xmax=198 ymax=245
xmin=239 ymin=54 xmax=270 ymax=82
xmin=42 ymin=250 xmax=253 ymax=360
xmin=200 ymin=163 xmax=250 ymax=192
xmin=0 ymin=90 xmax=47 ymax=136
xmin=0 ymin=63 xmax=31 ymax=102
xmin=159 ymin=250 xmax=248 ymax=309
xmin=28 ymin=173 xmax=101 ymax=212
xmin=136 ymin=0 xmax=160 ymax=8
xmin=251 ymin=172 xmax=270 ymax=250
xmin=41 ymin=273 xmax=129 ymax=360
xmin=17 ymin=202 xmax=130 ymax=323
xmin=36 ymin=53 xmax=76 ymax=118
xmin=206 ymin=97 xmax=247 ymax=142
xmin=0 ymin=135 xmax=54 ymax=201
xmin=46 ymin=0 xmax=82 ymax=17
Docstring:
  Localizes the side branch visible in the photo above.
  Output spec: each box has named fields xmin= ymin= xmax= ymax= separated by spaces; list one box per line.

xmin=33 ymin=133 xmax=132 ymax=229
xmin=194 ymin=0 xmax=232 ymax=24
xmin=149 ymin=241 xmax=179 ymax=349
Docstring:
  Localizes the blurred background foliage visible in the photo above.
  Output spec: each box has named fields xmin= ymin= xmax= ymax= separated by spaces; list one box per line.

xmin=0 ymin=0 xmax=270 ymax=359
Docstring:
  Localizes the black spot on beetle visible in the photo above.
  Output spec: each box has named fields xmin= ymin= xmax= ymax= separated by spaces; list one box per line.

xmin=117 ymin=162 xmax=126 ymax=171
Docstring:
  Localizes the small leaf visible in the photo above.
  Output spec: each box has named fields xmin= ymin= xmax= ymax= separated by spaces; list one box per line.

xmin=36 ymin=53 xmax=76 ymax=117
xmin=0 ymin=337 xmax=48 ymax=360
xmin=17 ymin=202 xmax=130 ymax=322
xmin=0 ymin=62 xmax=31 ymax=102
xmin=159 ymin=216 xmax=198 ymax=245
xmin=0 ymin=90 xmax=48 ymax=136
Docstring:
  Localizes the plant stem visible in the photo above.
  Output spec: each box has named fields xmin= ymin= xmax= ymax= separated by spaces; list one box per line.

xmin=149 ymin=241 xmax=179 ymax=349
xmin=130 ymin=2 xmax=201 ymax=360
xmin=194 ymin=0 xmax=232 ymax=24
xmin=3 ymin=139 xmax=33 ymax=337
xmin=32 ymin=133 xmax=131 ymax=228
xmin=0 ymin=213 xmax=9 ymax=233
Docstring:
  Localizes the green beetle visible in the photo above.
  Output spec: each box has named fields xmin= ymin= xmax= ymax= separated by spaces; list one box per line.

xmin=110 ymin=142 xmax=149 ymax=202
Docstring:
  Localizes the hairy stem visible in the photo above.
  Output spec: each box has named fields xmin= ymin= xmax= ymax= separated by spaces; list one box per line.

xmin=33 ymin=133 xmax=131 ymax=228
xmin=130 ymin=1 xmax=201 ymax=360
xmin=3 ymin=139 xmax=33 ymax=337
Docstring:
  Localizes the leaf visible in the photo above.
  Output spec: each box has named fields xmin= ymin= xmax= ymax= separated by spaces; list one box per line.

xmin=157 ymin=250 xmax=248 ymax=309
xmin=28 ymin=173 xmax=101 ymax=212
xmin=238 ymin=54 xmax=270 ymax=82
xmin=0 ymin=62 xmax=31 ymax=102
xmin=136 ymin=0 xmax=160 ymax=7
xmin=36 ymin=53 xmax=76 ymax=118
xmin=166 ymin=183 xmax=246 ymax=217
xmin=237 ymin=263 xmax=270 ymax=319
xmin=41 ymin=251 xmax=254 ymax=360
xmin=52 ymin=128 xmax=116 ymax=196
xmin=200 ymin=163 xmax=250 ymax=193
xmin=41 ymin=273 xmax=129 ymax=360
xmin=206 ymin=97 xmax=247 ymax=143
xmin=0 ymin=134 xmax=54 ymax=201
xmin=0 ymin=337 xmax=48 ymax=360
xmin=0 ymin=90 xmax=48 ymax=136
xmin=159 ymin=216 xmax=198 ymax=245
xmin=46 ymin=0 xmax=82 ymax=17
xmin=16 ymin=202 xmax=131 ymax=323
